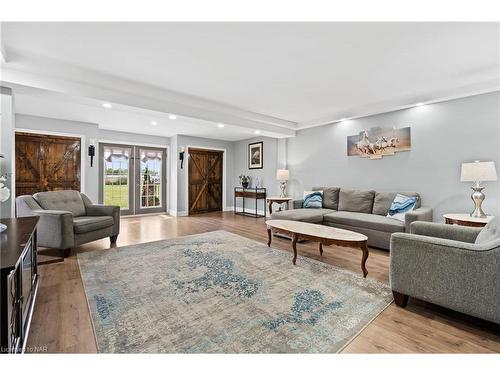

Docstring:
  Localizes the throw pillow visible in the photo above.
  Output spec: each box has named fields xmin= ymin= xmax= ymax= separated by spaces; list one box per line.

xmin=386 ymin=193 xmax=417 ymax=222
xmin=303 ymin=190 xmax=323 ymax=209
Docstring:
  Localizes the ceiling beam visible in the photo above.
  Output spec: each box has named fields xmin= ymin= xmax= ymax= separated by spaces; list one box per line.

xmin=1 ymin=65 xmax=297 ymax=137
xmin=297 ymin=85 xmax=500 ymax=130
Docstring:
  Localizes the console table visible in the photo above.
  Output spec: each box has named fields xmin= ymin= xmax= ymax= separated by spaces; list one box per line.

xmin=234 ymin=187 xmax=267 ymax=218
xmin=1 ymin=217 xmax=39 ymax=354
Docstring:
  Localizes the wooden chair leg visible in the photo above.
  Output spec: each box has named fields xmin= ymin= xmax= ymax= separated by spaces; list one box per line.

xmin=110 ymin=235 xmax=118 ymax=245
xmin=62 ymin=248 xmax=71 ymax=258
xmin=392 ymin=290 xmax=409 ymax=307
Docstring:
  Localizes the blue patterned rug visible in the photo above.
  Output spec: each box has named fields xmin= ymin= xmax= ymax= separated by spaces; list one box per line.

xmin=78 ymin=230 xmax=392 ymax=353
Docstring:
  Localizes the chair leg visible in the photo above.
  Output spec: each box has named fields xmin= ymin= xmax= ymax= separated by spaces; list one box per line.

xmin=110 ymin=235 xmax=118 ymax=245
xmin=62 ymin=248 xmax=71 ymax=258
xmin=392 ymin=290 xmax=409 ymax=307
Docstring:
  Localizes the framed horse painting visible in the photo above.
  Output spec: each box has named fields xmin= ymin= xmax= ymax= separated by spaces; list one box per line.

xmin=347 ymin=126 xmax=411 ymax=159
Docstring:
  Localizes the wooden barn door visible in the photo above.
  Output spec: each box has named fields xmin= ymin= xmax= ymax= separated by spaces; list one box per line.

xmin=15 ymin=132 xmax=81 ymax=196
xmin=188 ymin=148 xmax=223 ymax=215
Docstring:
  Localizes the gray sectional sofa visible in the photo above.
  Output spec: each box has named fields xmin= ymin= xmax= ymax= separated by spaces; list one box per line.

xmin=270 ymin=187 xmax=432 ymax=249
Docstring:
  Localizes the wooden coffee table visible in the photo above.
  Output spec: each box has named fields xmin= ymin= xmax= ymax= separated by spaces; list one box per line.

xmin=266 ymin=219 xmax=369 ymax=277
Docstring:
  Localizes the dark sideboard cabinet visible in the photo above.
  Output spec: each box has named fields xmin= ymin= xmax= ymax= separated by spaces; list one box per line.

xmin=1 ymin=217 xmax=39 ymax=354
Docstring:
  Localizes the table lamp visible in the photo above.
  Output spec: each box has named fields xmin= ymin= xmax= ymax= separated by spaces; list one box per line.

xmin=276 ymin=169 xmax=289 ymax=198
xmin=460 ymin=160 xmax=497 ymax=218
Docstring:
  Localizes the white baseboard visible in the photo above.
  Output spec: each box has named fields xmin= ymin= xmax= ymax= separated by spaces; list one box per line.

xmin=168 ymin=210 xmax=188 ymax=217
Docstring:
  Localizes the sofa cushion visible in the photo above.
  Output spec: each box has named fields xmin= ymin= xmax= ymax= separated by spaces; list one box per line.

xmin=312 ymin=186 xmax=340 ymax=210
xmin=73 ymin=216 xmax=114 ymax=234
xmin=271 ymin=208 xmax=334 ymax=224
xmin=372 ymin=191 xmax=421 ymax=216
xmin=34 ymin=190 xmax=86 ymax=217
xmin=323 ymin=211 xmax=405 ymax=233
xmin=475 ymin=216 xmax=500 ymax=244
xmin=338 ymin=189 xmax=375 ymax=213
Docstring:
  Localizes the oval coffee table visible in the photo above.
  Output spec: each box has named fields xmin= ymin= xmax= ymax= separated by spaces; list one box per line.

xmin=266 ymin=219 xmax=369 ymax=277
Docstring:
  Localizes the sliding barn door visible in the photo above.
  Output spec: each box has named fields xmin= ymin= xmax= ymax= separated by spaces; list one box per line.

xmin=188 ymin=148 xmax=223 ymax=215
xmin=15 ymin=132 xmax=81 ymax=196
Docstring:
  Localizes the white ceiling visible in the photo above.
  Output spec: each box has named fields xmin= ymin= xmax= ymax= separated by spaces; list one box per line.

xmin=1 ymin=22 xmax=499 ymax=137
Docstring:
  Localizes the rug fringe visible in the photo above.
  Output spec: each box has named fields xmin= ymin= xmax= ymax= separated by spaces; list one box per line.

xmin=77 ymin=254 xmax=101 ymax=353
xmin=337 ymin=299 xmax=393 ymax=353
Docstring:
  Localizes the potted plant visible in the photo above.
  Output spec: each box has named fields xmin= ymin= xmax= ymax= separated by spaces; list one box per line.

xmin=239 ymin=175 xmax=250 ymax=188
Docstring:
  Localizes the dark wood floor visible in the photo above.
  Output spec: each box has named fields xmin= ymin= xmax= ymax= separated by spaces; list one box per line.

xmin=27 ymin=212 xmax=500 ymax=353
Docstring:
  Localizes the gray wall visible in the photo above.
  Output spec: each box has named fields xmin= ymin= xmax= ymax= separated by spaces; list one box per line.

xmin=286 ymin=92 xmax=500 ymax=221
xmin=15 ymin=114 xmax=170 ymax=204
xmin=175 ymin=134 xmax=235 ymax=214
xmin=233 ymin=136 xmax=285 ymax=212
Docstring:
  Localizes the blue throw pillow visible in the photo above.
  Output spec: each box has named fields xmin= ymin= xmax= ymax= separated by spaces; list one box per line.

xmin=303 ymin=190 xmax=323 ymax=209
xmin=387 ymin=194 xmax=417 ymax=222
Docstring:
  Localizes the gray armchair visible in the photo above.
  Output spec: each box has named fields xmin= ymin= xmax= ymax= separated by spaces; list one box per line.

xmin=390 ymin=217 xmax=500 ymax=325
xmin=16 ymin=190 xmax=120 ymax=257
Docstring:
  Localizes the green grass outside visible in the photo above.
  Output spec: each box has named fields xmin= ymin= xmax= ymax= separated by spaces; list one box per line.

xmin=104 ymin=184 xmax=129 ymax=208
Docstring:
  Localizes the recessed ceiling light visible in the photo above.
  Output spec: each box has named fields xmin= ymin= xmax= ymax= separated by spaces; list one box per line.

xmin=254 ymin=130 xmax=261 ymax=135
xmin=217 ymin=123 xmax=225 ymax=128
xmin=102 ymin=103 xmax=112 ymax=109
xmin=169 ymin=114 xmax=177 ymax=120
xmin=151 ymin=121 xmax=157 ymax=126
xmin=415 ymin=102 xmax=424 ymax=107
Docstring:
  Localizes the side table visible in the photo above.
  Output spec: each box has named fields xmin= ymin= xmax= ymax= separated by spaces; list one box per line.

xmin=443 ymin=213 xmax=493 ymax=227
xmin=266 ymin=197 xmax=293 ymax=215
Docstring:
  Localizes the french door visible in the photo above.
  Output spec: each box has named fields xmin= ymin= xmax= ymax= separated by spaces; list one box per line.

xmin=99 ymin=143 xmax=166 ymax=215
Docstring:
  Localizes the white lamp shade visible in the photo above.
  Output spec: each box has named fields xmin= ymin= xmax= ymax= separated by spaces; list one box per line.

xmin=276 ymin=169 xmax=290 ymax=181
xmin=460 ymin=161 xmax=498 ymax=182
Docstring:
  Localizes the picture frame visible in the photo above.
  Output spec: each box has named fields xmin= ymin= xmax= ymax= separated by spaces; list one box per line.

xmin=248 ymin=141 xmax=263 ymax=169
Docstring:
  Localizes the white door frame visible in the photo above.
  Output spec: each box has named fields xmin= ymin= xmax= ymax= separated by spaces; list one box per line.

xmin=184 ymin=145 xmax=227 ymax=216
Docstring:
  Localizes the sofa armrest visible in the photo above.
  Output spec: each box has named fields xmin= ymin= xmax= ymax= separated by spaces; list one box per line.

xmin=404 ymin=207 xmax=432 ymax=232
xmin=292 ymin=199 xmax=303 ymax=209
xmin=86 ymin=204 xmax=120 ymax=236
xmin=32 ymin=209 xmax=75 ymax=249
xmin=16 ymin=195 xmax=43 ymax=217
xmin=389 ymin=232 xmax=500 ymax=323
xmin=410 ymin=221 xmax=481 ymax=243
xmin=86 ymin=204 xmax=119 ymax=217
xmin=80 ymin=193 xmax=120 ymax=236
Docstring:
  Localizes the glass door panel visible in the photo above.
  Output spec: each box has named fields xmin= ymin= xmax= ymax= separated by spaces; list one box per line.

xmin=99 ymin=144 xmax=133 ymax=215
xmin=135 ymin=147 xmax=166 ymax=214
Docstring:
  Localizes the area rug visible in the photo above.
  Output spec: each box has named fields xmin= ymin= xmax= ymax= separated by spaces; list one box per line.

xmin=77 ymin=230 xmax=392 ymax=353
